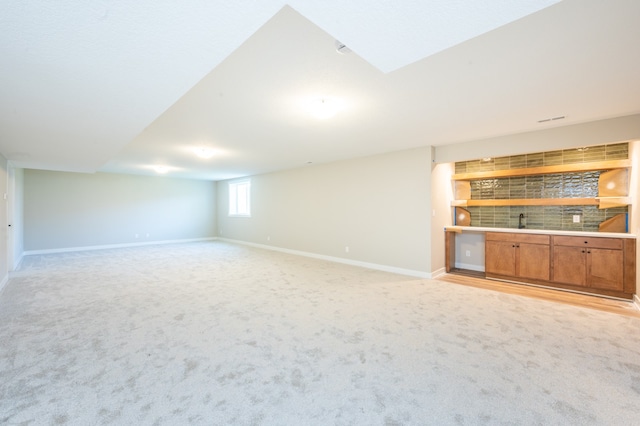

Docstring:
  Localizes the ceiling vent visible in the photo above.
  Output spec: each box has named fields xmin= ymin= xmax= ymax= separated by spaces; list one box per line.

xmin=538 ymin=115 xmax=565 ymax=123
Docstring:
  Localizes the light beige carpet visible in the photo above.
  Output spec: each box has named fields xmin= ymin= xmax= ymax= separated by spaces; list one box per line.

xmin=1 ymin=241 xmax=639 ymax=425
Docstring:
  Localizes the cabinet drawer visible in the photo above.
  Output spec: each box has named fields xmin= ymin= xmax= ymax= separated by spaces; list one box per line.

xmin=553 ymin=236 xmax=622 ymax=250
xmin=486 ymin=232 xmax=549 ymax=245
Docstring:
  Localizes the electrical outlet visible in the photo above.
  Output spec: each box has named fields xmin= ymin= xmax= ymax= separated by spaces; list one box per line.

xmin=267 ymin=236 xmax=271 ymax=241
xmin=573 ymin=215 xmax=580 ymax=223
xmin=135 ymin=234 xmax=139 ymax=238
xmin=345 ymin=246 xmax=350 ymax=253
xmin=465 ymin=250 xmax=471 ymax=257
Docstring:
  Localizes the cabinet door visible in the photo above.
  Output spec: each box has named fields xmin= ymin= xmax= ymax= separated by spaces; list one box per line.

xmin=587 ymin=248 xmax=623 ymax=290
xmin=553 ymin=246 xmax=586 ymax=286
xmin=519 ymin=243 xmax=550 ymax=281
xmin=486 ymin=241 xmax=516 ymax=277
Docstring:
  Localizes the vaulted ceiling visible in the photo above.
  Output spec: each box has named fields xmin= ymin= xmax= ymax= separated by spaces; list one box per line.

xmin=1 ymin=1 xmax=639 ymax=180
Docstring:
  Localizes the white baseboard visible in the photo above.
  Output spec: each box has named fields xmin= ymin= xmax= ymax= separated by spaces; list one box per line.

xmin=218 ymin=238 xmax=432 ymax=279
xmin=454 ymin=262 xmax=485 ymax=272
xmin=634 ymin=294 xmax=640 ymax=310
xmin=23 ymin=237 xmax=218 ymax=256
xmin=430 ymin=267 xmax=447 ymax=279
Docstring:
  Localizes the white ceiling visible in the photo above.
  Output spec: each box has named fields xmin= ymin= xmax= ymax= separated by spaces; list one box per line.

xmin=2 ymin=0 xmax=639 ymax=180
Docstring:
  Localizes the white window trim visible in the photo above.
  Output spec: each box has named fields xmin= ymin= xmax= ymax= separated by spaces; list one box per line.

xmin=228 ymin=179 xmax=251 ymax=217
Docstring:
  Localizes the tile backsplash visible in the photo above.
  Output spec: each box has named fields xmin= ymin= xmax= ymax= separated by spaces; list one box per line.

xmin=454 ymin=143 xmax=629 ymax=232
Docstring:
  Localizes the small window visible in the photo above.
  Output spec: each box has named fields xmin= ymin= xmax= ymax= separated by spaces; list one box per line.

xmin=229 ymin=180 xmax=251 ymax=217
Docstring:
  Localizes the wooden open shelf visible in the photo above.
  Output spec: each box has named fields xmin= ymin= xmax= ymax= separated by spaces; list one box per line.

xmin=451 ymin=196 xmax=631 ymax=208
xmin=452 ymin=159 xmax=631 ymax=181
xmin=452 ymin=159 xmax=631 ymax=210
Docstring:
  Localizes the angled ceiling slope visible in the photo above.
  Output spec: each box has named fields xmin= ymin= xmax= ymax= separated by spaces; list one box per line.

xmin=0 ymin=0 xmax=562 ymax=177
xmin=103 ymin=0 xmax=640 ymax=180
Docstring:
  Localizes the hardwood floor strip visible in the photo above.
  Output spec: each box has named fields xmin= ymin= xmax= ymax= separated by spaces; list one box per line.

xmin=438 ymin=273 xmax=640 ymax=318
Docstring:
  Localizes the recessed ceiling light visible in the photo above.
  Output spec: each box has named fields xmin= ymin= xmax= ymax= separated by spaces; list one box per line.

xmin=154 ymin=165 xmax=169 ymax=174
xmin=194 ymin=147 xmax=215 ymax=159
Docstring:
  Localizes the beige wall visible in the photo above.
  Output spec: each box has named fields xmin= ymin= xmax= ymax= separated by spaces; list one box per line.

xmin=0 ymin=155 xmax=8 ymax=287
xmin=629 ymin=140 xmax=640 ymax=299
xmin=217 ymin=147 xmax=433 ymax=275
xmin=435 ymin=114 xmax=640 ymax=163
xmin=430 ymin=161 xmax=454 ymax=275
xmin=24 ymin=170 xmax=217 ymax=251
xmin=629 ymin=141 xmax=640 ymax=235
xmin=12 ymin=167 xmax=24 ymax=268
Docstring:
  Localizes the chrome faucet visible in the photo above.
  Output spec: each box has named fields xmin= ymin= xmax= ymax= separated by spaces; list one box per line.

xmin=518 ymin=213 xmax=525 ymax=229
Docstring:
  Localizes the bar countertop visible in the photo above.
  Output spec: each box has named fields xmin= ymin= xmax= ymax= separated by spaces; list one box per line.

xmin=444 ymin=226 xmax=637 ymax=239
